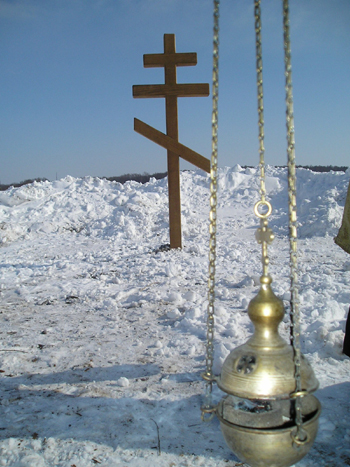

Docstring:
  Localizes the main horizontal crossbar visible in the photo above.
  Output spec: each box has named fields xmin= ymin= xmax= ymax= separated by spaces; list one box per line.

xmin=133 ymin=83 xmax=210 ymax=99
xmin=134 ymin=118 xmax=210 ymax=173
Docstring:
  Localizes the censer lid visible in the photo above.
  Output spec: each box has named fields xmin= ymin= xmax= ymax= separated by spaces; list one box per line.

xmin=217 ymin=278 xmax=319 ymax=400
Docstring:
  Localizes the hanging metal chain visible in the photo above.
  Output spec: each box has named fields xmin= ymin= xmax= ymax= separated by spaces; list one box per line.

xmin=254 ymin=0 xmax=274 ymax=276
xmin=254 ymin=0 xmax=266 ymax=204
xmin=201 ymin=0 xmax=220 ymax=422
xmin=283 ymin=0 xmax=308 ymax=445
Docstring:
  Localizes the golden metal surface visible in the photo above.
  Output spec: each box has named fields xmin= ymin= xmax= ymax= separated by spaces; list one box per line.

xmin=217 ymin=395 xmax=321 ymax=467
xmin=255 ymin=217 xmax=274 ymax=277
xmin=217 ymin=277 xmax=318 ymax=400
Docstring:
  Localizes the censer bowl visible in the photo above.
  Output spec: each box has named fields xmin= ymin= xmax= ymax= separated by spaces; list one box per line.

xmin=217 ymin=394 xmax=321 ymax=467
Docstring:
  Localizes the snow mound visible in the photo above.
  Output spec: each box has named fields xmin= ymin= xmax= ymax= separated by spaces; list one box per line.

xmin=1 ymin=166 xmax=350 ymax=466
xmin=0 ymin=167 xmax=348 ymax=247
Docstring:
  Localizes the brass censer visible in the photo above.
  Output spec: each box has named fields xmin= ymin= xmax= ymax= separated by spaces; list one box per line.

xmin=214 ymin=212 xmax=321 ymax=467
xmin=201 ymin=1 xmax=321 ymax=466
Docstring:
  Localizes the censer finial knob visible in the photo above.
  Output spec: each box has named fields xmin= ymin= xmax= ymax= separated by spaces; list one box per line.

xmin=247 ymin=279 xmax=286 ymax=349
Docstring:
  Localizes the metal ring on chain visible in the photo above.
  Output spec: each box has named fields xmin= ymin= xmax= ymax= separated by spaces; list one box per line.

xmin=291 ymin=428 xmax=310 ymax=446
xmin=254 ymin=200 xmax=272 ymax=219
xmin=200 ymin=405 xmax=217 ymax=422
xmin=290 ymin=390 xmax=309 ymax=399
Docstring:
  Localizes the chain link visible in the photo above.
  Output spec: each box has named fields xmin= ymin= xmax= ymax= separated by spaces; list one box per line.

xmin=283 ymin=0 xmax=307 ymax=444
xmin=201 ymin=0 xmax=220 ymax=422
xmin=254 ymin=0 xmax=266 ymax=203
xmin=254 ymin=0 xmax=274 ymax=282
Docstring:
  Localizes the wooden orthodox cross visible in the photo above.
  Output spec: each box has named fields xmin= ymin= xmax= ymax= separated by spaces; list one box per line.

xmin=133 ymin=34 xmax=210 ymax=249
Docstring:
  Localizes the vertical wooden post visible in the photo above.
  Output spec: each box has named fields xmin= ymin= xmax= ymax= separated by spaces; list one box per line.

xmin=164 ymin=34 xmax=181 ymax=248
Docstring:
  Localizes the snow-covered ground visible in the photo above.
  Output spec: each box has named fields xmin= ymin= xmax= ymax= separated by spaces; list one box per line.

xmin=0 ymin=165 xmax=350 ymax=467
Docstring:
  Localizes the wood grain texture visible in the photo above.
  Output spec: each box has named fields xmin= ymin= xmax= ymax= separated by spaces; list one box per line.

xmin=132 ymin=83 xmax=209 ymax=98
xmin=143 ymin=52 xmax=197 ymax=68
xmin=164 ymin=35 xmax=181 ymax=248
xmin=132 ymin=34 xmax=209 ymax=248
xmin=134 ymin=119 xmax=210 ymax=173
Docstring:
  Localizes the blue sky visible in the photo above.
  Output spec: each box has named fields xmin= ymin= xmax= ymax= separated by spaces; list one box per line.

xmin=1 ymin=0 xmax=349 ymax=184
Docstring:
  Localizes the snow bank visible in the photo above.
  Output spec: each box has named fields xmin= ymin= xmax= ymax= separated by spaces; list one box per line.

xmin=0 ymin=166 xmax=350 ymax=466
